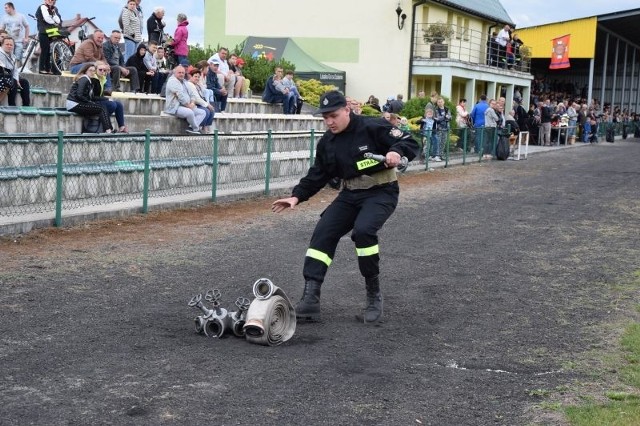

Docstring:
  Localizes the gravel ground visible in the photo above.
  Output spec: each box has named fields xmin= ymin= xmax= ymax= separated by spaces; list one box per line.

xmin=1 ymin=141 xmax=639 ymax=425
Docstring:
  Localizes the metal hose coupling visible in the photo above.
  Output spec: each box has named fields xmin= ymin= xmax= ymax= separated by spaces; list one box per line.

xmin=243 ymin=278 xmax=297 ymax=346
xmin=229 ymin=297 xmax=251 ymax=337
xmin=188 ymin=289 xmax=231 ymax=338
xmin=188 ymin=293 xmax=215 ymax=335
xmin=203 ymin=289 xmax=230 ymax=338
xmin=364 ymin=152 xmax=409 ymax=172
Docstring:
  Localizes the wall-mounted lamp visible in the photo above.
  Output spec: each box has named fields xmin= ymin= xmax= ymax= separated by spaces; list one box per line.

xmin=396 ymin=3 xmax=407 ymax=30
xmin=396 ymin=2 xmax=407 ymax=30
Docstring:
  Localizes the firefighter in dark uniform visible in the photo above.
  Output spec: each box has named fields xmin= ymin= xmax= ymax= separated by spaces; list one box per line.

xmin=272 ymin=91 xmax=419 ymax=323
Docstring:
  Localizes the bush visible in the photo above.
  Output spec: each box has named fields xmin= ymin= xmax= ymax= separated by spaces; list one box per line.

xmin=186 ymin=42 xmax=295 ymax=95
xmin=361 ymin=105 xmax=382 ymax=117
xmin=295 ymin=79 xmax=338 ymax=107
xmin=242 ymin=57 xmax=297 ymax=94
xmin=402 ymin=95 xmax=458 ymax=128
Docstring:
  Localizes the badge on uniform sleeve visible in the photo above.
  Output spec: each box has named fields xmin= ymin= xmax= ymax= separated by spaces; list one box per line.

xmin=389 ymin=128 xmax=403 ymax=139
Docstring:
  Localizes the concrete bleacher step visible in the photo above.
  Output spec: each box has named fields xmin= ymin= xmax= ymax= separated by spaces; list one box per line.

xmin=0 ymin=109 xmax=325 ymax=134
xmin=20 ymin=73 xmax=303 ymax=115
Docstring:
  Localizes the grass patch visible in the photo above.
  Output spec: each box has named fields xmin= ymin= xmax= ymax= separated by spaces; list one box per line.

xmin=565 ymin=301 xmax=640 ymax=425
xmin=566 ymin=400 xmax=640 ymax=425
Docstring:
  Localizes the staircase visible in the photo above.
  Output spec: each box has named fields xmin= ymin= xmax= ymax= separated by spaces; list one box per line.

xmin=0 ymin=72 xmax=330 ymax=234
xmin=6 ymin=72 xmax=326 ymax=134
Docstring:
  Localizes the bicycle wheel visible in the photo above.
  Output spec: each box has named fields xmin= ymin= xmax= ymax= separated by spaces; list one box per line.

xmin=51 ymin=41 xmax=73 ymax=73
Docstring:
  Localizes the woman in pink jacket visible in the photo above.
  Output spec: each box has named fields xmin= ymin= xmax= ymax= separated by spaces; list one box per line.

xmin=171 ymin=13 xmax=189 ymax=65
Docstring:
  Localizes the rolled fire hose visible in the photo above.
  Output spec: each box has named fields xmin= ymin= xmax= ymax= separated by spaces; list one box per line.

xmin=243 ymin=278 xmax=296 ymax=346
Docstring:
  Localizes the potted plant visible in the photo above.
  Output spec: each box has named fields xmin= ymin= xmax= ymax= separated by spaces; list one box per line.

xmin=423 ymin=21 xmax=454 ymax=58
xmin=517 ymin=45 xmax=531 ymax=71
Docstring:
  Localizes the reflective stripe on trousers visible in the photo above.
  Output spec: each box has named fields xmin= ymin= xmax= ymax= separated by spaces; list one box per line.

xmin=303 ymin=183 xmax=398 ymax=283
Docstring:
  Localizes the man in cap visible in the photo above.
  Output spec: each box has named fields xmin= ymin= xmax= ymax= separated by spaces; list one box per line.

xmin=272 ymin=91 xmax=419 ymax=324
xmin=205 ymin=58 xmax=228 ymax=112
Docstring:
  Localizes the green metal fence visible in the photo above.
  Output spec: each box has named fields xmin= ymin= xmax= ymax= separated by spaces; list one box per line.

xmin=2 ymin=124 xmax=635 ymax=226
xmin=418 ymin=126 xmax=507 ymax=169
xmin=0 ymin=129 xmax=318 ymax=224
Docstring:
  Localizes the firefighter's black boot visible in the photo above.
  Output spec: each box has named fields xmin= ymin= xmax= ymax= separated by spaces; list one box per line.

xmin=358 ymin=276 xmax=383 ymax=323
xmin=295 ymin=280 xmax=322 ymax=321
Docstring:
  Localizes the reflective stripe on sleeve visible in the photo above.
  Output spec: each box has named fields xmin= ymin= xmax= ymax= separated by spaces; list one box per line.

xmin=306 ymin=248 xmax=332 ymax=266
xmin=356 ymin=245 xmax=379 ymax=257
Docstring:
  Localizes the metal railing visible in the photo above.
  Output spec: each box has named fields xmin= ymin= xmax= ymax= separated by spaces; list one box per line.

xmin=0 ymin=130 xmax=317 ymax=225
xmin=416 ymin=127 xmax=511 ymax=169
xmin=413 ymin=23 xmax=531 ymax=73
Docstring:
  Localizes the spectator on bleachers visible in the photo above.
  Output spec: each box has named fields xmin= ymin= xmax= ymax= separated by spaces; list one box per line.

xmin=228 ymin=54 xmax=246 ymax=98
xmin=382 ymin=96 xmax=393 ymax=113
xmin=126 ymin=43 xmax=153 ymax=93
xmin=207 ymin=47 xmax=235 ymax=97
xmin=382 ymin=111 xmax=399 ymax=126
xmin=194 ymin=60 xmax=214 ymax=104
xmin=35 ymin=0 xmax=61 ymax=75
xmin=383 ymin=94 xmax=404 ymax=113
xmin=103 ymin=30 xmax=140 ymax=93
xmin=0 ymin=36 xmax=18 ymax=105
xmin=282 ymin=69 xmax=303 ymax=114
xmin=234 ymin=57 xmax=251 ymax=98
xmin=121 ymin=0 xmax=142 ymax=63
xmin=93 ymin=60 xmax=128 ymax=133
xmin=146 ymin=6 xmax=165 ymax=45
xmin=186 ymin=67 xmax=215 ymax=133
xmin=0 ymin=2 xmax=30 ymax=70
xmin=69 ymin=30 xmax=106 ymax=74
xmin=346 ymin=97 xmax=362 ymax=115
xmin=153 ymin=46 xmax=170 ymax=94
xmin=365 ymin=95 xmax=381 ymax=112
xmin=142 ymin=40 xmax=163 ymax=94
xmin=164 ymin=65 xmax=206 ymax=134
xmin=66 ymin=63 xmax=113 ymax=133
xmin=271 ymin=67 xmax=297 ymax=114
xmin=170 ymin=13 xmax=189 ymax=65
xmin=0 ymin=36 xmax=30 ymax=107
xmin=261 ymin=66 xmax=295 ymax=114
xmin=205 ymin=59 xmax=228 ymax=112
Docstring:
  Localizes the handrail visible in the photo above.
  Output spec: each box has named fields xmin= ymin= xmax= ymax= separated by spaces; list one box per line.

xmin=413 ymin=22 xmax=532 ymax=73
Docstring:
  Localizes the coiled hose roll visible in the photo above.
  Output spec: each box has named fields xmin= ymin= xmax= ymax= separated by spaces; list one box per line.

xmin=243 ymin=278 xmax=296 ymax=346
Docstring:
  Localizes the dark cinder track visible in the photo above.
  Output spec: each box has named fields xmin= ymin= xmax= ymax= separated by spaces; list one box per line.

xmin=1 ymin=141 xmax=639 ymax=425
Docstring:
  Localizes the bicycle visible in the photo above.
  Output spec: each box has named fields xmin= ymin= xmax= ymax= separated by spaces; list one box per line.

xmin=21 ymin=15 xmax=95 ymax=74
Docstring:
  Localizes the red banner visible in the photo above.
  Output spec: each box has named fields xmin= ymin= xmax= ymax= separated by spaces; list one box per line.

xmin=550 ymin=34 xmax=570 ymax=69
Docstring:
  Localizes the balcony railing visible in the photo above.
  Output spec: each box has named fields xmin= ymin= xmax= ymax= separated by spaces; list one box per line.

xmin=413 ymin=22 xmax=531 ymax=74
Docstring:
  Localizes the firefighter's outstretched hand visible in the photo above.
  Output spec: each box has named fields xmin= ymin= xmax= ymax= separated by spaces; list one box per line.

xmin=272 ymin=197 xmax=299 ymax=213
